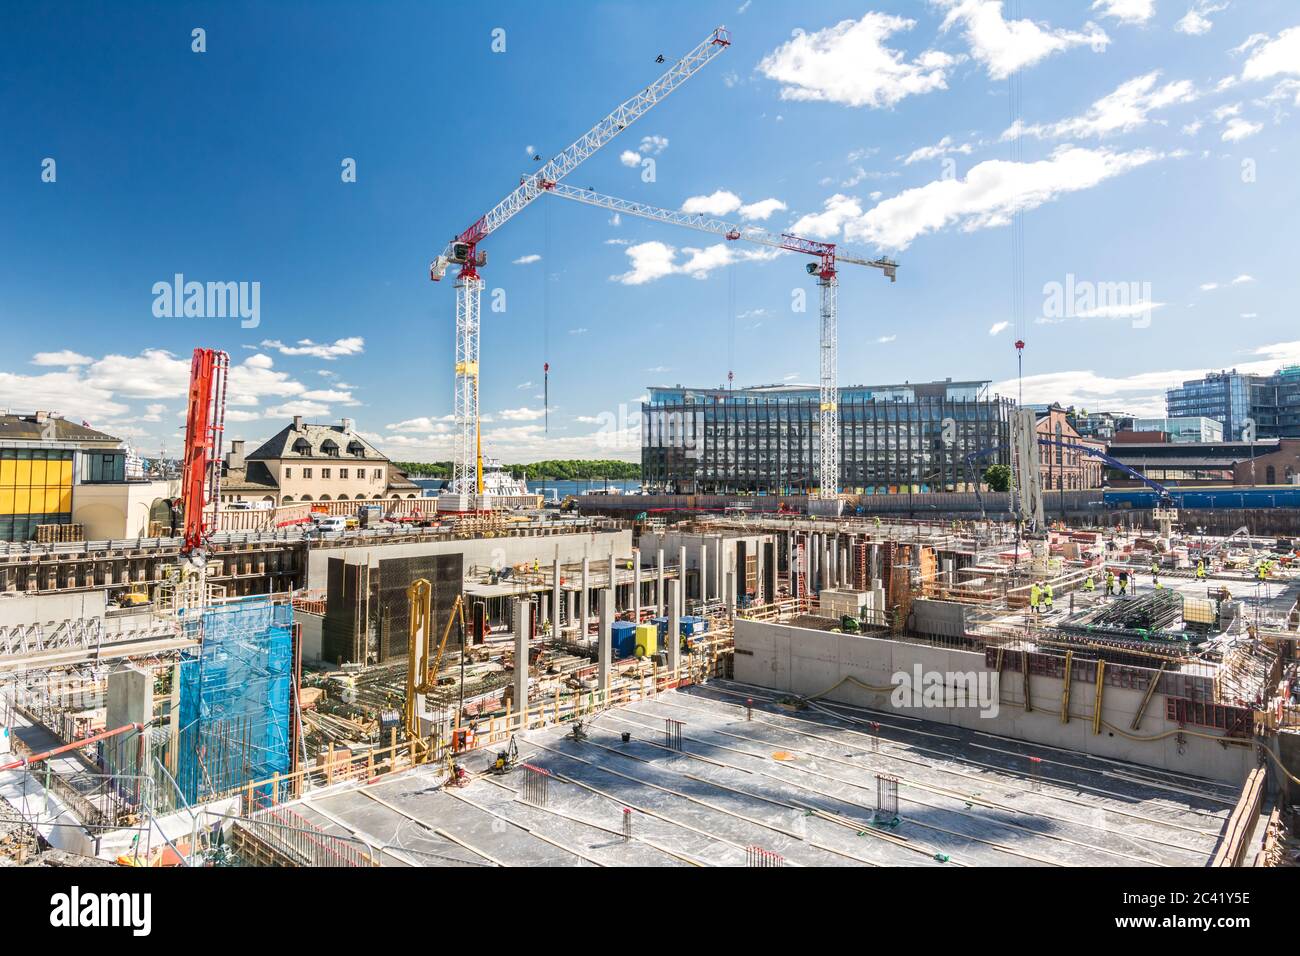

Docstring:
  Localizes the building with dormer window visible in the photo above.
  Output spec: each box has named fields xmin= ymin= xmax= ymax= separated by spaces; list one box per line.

xmin=220 ymin=416 xmax=421 ymax=505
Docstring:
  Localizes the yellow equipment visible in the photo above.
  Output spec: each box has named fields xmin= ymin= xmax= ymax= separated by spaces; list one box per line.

xmin=405 ymin=580 xmax=466 ymax=762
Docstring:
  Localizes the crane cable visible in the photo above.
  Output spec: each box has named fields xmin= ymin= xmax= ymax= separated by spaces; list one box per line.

xmin=727 ymin=261 xmax=736 ymax=391
xmin=1009 ymin=0 xmax=1026 ymax=407
xmin=544 ymin=191 xmax=552 ymax=434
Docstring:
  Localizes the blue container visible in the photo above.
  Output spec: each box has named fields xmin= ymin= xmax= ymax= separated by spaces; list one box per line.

xmin=650 ymin=615 xmax=709 ymax=646
xmin=680 ymin=616 xmax=708 ymax=637
xmin=611 ymin=621 xmax=638 ymax=658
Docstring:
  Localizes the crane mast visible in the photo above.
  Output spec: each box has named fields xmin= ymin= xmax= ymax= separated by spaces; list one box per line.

xmin=430 ymin=27 xmax=731 ymax=508
xmin=546 ymin=183 xmax=897 ymax=499
xmin=180 ymin=348 xmax=229 ymax=561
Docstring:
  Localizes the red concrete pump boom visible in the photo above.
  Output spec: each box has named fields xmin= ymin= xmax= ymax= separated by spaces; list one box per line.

xmin=180 ymin=348 xmax=229 ymax=556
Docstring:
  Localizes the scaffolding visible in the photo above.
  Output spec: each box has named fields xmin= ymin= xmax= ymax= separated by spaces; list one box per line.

xmin=168 ymin=596 xmax=294 ymax=804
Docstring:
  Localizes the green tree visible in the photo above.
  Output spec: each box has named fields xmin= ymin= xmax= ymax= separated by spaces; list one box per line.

xmin=982 ymin=463 xmax=1012 ymax=493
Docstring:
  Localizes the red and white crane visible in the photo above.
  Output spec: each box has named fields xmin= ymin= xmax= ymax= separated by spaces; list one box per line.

xmin=179 ymin=348 xmax=229 ymax=564
xmin=430 ymin=26 xmax=731 ymax=507
xmin=546 ymin=183 xmax=898 ymax=499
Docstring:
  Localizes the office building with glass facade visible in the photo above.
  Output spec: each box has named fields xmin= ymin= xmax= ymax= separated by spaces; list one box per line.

xmin=641 ymin=380 xmax=1013 ymax=495
xmin=1166 ymin=370 xmax=1259 ymax=440
xmin=1167 ymin=367 xmax=1300 ymax=441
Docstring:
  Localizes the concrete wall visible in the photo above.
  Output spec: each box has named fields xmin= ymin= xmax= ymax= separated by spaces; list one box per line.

xmin=0 ymin=589 xmax=107 ymax=628
xmin=73 ymin=479 xmax=176 ymax=539
xmin=298 ymin=611 xmax=323 ymax=662
xmin=305 ymin=528 xmax=633 ymax=588
xmin=734 ymin=618 xmax=1255 ymax=784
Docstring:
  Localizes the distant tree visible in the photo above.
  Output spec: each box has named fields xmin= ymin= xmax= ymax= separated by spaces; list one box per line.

xmin=982 ymin=464 xmax=1012 ymax=493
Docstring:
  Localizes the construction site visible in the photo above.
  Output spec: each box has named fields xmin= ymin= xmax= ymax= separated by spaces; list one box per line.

xmin=2 ymin=24 xmax=1299 ymax=880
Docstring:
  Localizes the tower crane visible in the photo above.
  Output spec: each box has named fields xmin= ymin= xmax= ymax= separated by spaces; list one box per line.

xmin=546 ymin=183 xmax=898 ymax=499
xmin=429 ymin=26 xmax=731 ymax=508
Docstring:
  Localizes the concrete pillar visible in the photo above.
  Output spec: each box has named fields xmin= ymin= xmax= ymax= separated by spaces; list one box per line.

xmin=609 ymin=553 xmax=618 ymax=612
xmin=106 ymin=664 xmax=151 ymax=777
xmin=598 ymin=588 xmax=613 ymax=693
xmin=656 ymin=548 xmax=665 ymax=615
xmin=699 ymin=542 xmax=709 ymax=604
xmin=552 ymin=558 xmax=562 ymax=626
xmin=567 ymin=589 xmax=576 ymax=630
xmin=810 ymin=534 xmax=820 ymax=592
xmin=581 ymin=557 xmax=590 ymax=636
xmin=513 ymin=599 xmax=529 ymax=719
xmin=633 ymin=549 xmax=642 ymax=621
xmin=827 ymin=535 xmax=837 ymax=588
xmin=540 ymin=592 xmax=549 ymax=626
xmin=755 ymin=538 xmax=765 ymax=604
xmin=667 ymin=578 xmax=682 ymax=674
xmin=678 ymin=545 xmax=687 ymax=604
xmin=725 ymin=570 xmax=736 ymax=614
xmin=869 ymin=544 xmax=880 ymax=583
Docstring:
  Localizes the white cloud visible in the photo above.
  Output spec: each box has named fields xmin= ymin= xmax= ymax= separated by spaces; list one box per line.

xmin=1241 ymin=26 xmax=1300 ymax=81
xmin=989 ymin=320 xmax=1010 ymax=335
xmin=85 ymin=349 xmax=192 ymax=400
xmin=876 ymin=334 xmax=897 ymax=344
xmin=497 ymin=407 xmax=546 ymax=422
xmin=1232 ymin=274 xmax=1255 ymax=285
xmin=265 ymin=400 xmax=331 ymax=419
xmin=903 ymin=135 xmax=975 ymax=164
xmin=934 ymin=0 xmax=1109 ymax=80
xmin=618 ymin=150 xmax=641 ymax=168
xmin=790 ymin=193 xmax=865 ymax=240
xmin=1004 ymin=71 xmax=1196 ymax=140
xmin=1174 ymin=2 xmax=1227 ymax=36
xmin=758 ymin=12 xmax=958 ymax=108
xmin=1072 ymin=300 xmax=1167 ymax=321
xmin=260 ymin=336 xmax=364 ymax=360
xmin=679 ymin=191 xmax=787 ymax=220
xmin=639 ymin=135 xmax=669 ymax=155
xmin=31 ymin=350 xmax=93 ymax=367
xmin=1091 ymin=0 xmax=1155 ymax=25
xmin=386 ymin=416 xmax=454 ymax=434
xmin=513 ymin=254 xmax=542 ymax=265
xmin=525 ymin=144 xmax=535 ymax=155
xmin=1221 ymin=117 xmax=1262 ymax=141
xmin=568 ymin=327 xmax=589 ymax=335
xmin=681 ymin=190 xmax=742 ymax=216
xmin=300 ymin=388 xmax=357 ymax=404
xmin=610 ymin=240 xmax=779 ymax=285
xmin=1200 ymin=282 xmax=1219 ymax=291
xmin=0 ymin=368 xmax=126 ymax=420
xmin=739 ymin=198 xmax=788 ymax=221
xmin=849 ymin=145 xmax=1169 ymax=251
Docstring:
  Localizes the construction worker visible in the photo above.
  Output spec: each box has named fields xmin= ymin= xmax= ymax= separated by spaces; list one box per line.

xmin=1150 ymin=561 xmax=1159 ymax=588
xmin=1105 ymin=570 xmax=1116 ymax=596
xmin=1196 ymin=559 xmax=1206 ymax=581
xmin=1118 ymin=570 xmax=1129 ymax=596
xmin=1044 ymin=582 xmax=1054 ymax=612
xmin=1258 ymin=562 xmax=1268 ymax=582
xmin=1029 ymin=581 xmax=1041 ymax=616
xmin=873 ymin=515 xmax=882 ymax=529
xmin=1083 ymin=573 xmax=1095 ymax=593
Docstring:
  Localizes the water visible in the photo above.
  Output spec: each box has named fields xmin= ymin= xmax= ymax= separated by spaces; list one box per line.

xmin=411 ymin=477 xmax=641 ymax=498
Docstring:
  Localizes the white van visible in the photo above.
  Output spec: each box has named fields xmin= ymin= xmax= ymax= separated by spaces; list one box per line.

xmin=312 ymin=516 xmax=349 ymax=534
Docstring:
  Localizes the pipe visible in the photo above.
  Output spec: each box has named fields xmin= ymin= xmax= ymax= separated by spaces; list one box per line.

xmin=0 ymin=721 xmax=145 ymax=772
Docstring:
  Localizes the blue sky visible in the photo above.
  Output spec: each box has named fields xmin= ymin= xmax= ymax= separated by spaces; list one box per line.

xmin=2 ymin=0 xmax=1299 ymax=463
